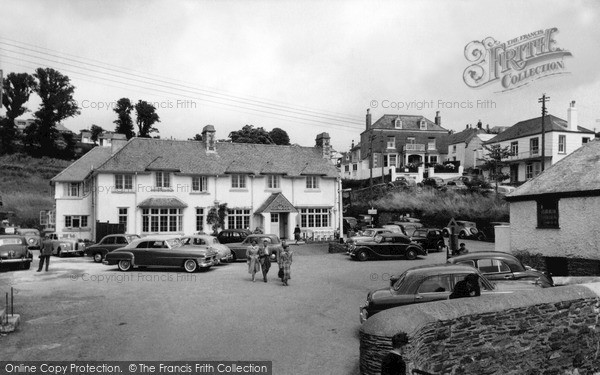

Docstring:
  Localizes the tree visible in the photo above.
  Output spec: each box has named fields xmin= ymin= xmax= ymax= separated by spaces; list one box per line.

xmin=0 ymin=72 xmax=35 ymax=154
xmin=26 ymin=68 xmax=80 ymax=156
xmin=190 ymin=133 xmax=202 ymax=141
xmin=479 ymin=144 xmax=514 ymax=191
xmin=134 ymin=100 xmax=160 ymax=138
xmin=206 ymin=203 xmax=228 ymax=235
xmin=269 ymin=127 xmax=290 ymax=145
xmin=229 ymin=125 xmax=273 ymax=144
xmin=113 ymin=98 xmax=135 ymax=139
xmin=90 ymin=124 xmax=104 ymax=144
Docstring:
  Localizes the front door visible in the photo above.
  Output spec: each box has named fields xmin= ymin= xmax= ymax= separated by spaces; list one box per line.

xmin=270 ymin=213 xmax=280 ymax=237
xmin=279 ymin=213 xmax=288 ymax=239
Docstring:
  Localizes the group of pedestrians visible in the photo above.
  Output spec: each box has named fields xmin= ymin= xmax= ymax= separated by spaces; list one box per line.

xmin=246 ymin=238 xmax=293 ymax=286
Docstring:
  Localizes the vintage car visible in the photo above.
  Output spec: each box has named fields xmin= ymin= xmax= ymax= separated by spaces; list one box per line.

xmin=0 ymin=235 xmax=33 ymax=270
xmin=387 ymin=221 xmax=423 ymax=236
xmin=410 ymin=228 xmax=446 ymax=252
xmin=225 ymin=234 xmax=283 ymax=262
xmin=347 ymin=233 xmax=427 ymax=261
xmin=442 ymin=220 xmax=486 ymax=240
xmin=216 ymin=229 xmax=251 ymax=244
xmin=447 ymin=251 xmax=554 ymax=288
xmin=16 ymin=228 xmax=42 ymax=250
xmin=85 ymin=234 xmax=141 ymax=263
xmin=104 ymin=235 xmax=217 ymax=273
xmin=359 ymin=263 xmax=542 ymax=323
xmin=44 ymin=232 xmax=86 ymax=256
xmin=181 ymin=234 xmax=233 ymax=264
xmin=346 ymin=228 xmax=393 ymax=246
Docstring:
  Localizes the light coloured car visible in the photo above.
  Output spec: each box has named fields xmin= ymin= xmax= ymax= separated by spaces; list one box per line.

xmin=497 ymin=185 xmax=516 ymax=195
xmin=43 ymin=232 xmax=86 ymax=256
xmin=182 ymin=234 xmax=233 ymax=264
xmin=16 ymin=228 xmax=42 ymax=250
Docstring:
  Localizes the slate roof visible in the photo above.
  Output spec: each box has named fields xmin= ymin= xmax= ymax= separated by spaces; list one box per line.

xmin=507 ymin=140 xmax=600 ymax=200
xmin=51 ymin=146 xmax=112 ymax=182
xmin=447 ymin=128 xmax=489 ymax=145
xmin=368 ymin=114 xmax=448 ymax=132
xmin=95 ymin=138 xmax=339 ymax=178
xmin=138 ymin=197 xmax=188 ymax=208
xmin=485 ymin=115 xmax=594 ymax=144
xmin=255 ymin=193 xmax=297 ymax=213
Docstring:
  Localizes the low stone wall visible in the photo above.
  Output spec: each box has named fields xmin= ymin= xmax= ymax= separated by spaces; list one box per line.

xmin=514 ymin=250 xmax=600 ymax=277
xmin=360 ymin=283 xmax=600 ymax=375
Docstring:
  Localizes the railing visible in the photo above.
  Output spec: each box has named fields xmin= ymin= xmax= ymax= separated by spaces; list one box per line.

xmin=404 ymin=144 xmax=426 ymax=152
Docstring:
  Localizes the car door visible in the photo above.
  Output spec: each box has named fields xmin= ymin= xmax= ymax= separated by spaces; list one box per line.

xmin=414 ymin=275 xmax=452 ymax=303
xmin=371 ymin=235 xmax=392 ymax=257
xmin=388 ymin=236 xmax=411 ymax=258
xmin=131 ymin=241 xmax=155 ymax=266
xmin=110 ymin=236 xmax=128 ymax=252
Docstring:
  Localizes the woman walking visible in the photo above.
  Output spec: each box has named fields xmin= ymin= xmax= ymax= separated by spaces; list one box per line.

xmin=258 ymin=239 xmax=271 ymax=282
xmin=246 ymin=240 xmax=260 ymax=282
xmin=280 ymin=244 xmax=293 ymax=286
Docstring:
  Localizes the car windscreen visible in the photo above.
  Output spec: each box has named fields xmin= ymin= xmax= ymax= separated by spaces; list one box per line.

xmin=412 ymin=229 xmax=427 ymax=237
xmin=166 ymin=238 xmax=183 ymax=249
xmin=0 ymin=238 xmax=22 ymax=246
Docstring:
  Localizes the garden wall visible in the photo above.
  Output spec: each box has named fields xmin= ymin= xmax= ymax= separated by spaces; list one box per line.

xmin=360 ymin=283 xmax=600 ymax=375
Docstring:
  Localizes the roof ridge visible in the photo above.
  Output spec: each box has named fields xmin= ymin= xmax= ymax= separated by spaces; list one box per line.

xmin=51 ymin=146 xmax=110 ymax=181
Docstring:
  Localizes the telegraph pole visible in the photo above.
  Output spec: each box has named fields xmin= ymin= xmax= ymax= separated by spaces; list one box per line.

xmin=538 ymin=94 xmax=550 ymax=172
xmin=0 ymin=69 xmax=3 ymax=114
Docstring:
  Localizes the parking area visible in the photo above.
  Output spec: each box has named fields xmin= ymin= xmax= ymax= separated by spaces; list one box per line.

xmin=0 ymin=239 xmax=492 ymax=374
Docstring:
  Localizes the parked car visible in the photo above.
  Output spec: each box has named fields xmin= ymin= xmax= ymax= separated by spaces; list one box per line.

xmin=410 ymin=228 xmax=446 ymax=252
xmin=346 ymin=228 xmax=393 ymax=246
xmin=393 ymin=176 xmax=417 ymax=188
xmin=445 ymin=180 xmax=469 ymax=191
xmin=216 ymin=229 xmax=251 ymax=244
xmin=181 ymin=234 xmax=233 ymax=264
xmin=16 ymin=228 xmax=42 ymax=250
xmin=496 ymin=185 xmax=517 ymax=195
xmin=43 ymin=232 xmax=86 ymax=256
xmin=381 ymin=224 xmax=406 ymax=235
xmin=343 ymin=217 xmax=358 ymax=230
xmin=447 ymin=251 xmax=554 ymax=288
xmin=226 ymin=234 xmax=283 ymax=262
xmin=347 ymin=232 xmax=427 ymax=261
xmin=85 ymin=234 xmax=141 ymax=263
xmin=419 ymin=177 xmax=447 ymax=190
xmin=0 ymin=235 xmax=33 ymax=270
xmin=104 ymin=235 xmax=217 ymax=273
xmin=442 ymin=220 xmax=486 ymax=240
xmin=359 ymin=263 xmax=542 ymax=323
xmin=388 ymin=221 xmax=423 ymax=236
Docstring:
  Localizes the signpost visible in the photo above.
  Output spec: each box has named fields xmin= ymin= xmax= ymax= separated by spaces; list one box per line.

xmin=446 ymin=217 xmax=459 ymax=260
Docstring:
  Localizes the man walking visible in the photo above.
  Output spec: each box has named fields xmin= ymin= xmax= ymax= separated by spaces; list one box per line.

xmin=258 ymin=239 xmax=271 ymax=282
xmin=37 ymin=239 xmax=53 ymax=272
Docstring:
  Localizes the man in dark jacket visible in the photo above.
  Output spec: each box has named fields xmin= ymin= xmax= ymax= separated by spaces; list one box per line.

xmin=380 ymin=332 xmax=409 ymax=375
xmin=258 ymin=239 xmax=271 ymax=282
xmin=449 ymin=273 xmax=480 ymax=299
xmin=37 ymin=240 xmax=53 ymax=272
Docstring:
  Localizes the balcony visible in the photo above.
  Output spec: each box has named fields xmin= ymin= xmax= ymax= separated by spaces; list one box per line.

xmin=404 ymin=144 xmax=426 ymax=152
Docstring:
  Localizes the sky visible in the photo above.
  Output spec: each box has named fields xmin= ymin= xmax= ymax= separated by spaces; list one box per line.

xmin=1 ymin=0 xmax=599 ymax=152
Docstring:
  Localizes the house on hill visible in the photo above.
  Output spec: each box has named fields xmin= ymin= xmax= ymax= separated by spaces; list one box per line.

xmin=505 ymin=139 xmax=600 ymax=276
xmin=50 ymin=126 xmax=342 ymax=242
xmin=446 ymin=122 xmax=495 ymax=172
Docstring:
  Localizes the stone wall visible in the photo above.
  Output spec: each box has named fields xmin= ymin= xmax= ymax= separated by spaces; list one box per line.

xmin=360 ymin=283 xmax=600 ymax=375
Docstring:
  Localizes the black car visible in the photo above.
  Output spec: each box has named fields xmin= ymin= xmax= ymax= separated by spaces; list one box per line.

xmin=410 ymin=228 xmax=446 ymax=252
xmin=216 ymin=229 xmax=251 ymax=244
xmin=346 ymin=233 xmax=427 ymax=261
xmin=0 ymin=235 xmax=33 ymax=270
xmin=85 ymin=234 xmax=141 ymax=263
xmin=447 ymin=251 xmax=554 ymax=288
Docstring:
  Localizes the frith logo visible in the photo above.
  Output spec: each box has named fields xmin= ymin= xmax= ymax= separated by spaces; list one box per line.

xmin=463 ymin=28 xmax=572 ymax=92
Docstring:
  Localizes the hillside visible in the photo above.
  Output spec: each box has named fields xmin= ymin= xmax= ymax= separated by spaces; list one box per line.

xmin=0 ymin=153 xmax=71 ymax=227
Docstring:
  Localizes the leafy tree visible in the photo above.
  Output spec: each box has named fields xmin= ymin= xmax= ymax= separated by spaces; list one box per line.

xmin=479 ymin=144 xmax=513 ymax=191
xmin=113 ymin=98 xmax=135 ymax=139
xmin=229 ymin=125 xmax=273 ymax=144
xmin=90 ymin=124 xmax=104 ymax=144
xmin=191 ymin=133 xmax=202 ymax=141
xmin=26 ymin=68 xmax=80 ymax=156
xmin=206 ymin=203 xmax=228 ymax=235
xmin=0 ymin=72 xmax=35 ymax=154
xmin=269 ymin=127 xmax=290 ymax=145
xmin=134 ymin=100 xmax=160 ymax=138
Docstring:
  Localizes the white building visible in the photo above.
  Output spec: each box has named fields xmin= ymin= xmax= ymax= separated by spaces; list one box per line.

xmin=51 ymin=126 xmax=342 ymax=242
xmin=446 ymin=123 xmax=496 ymax=173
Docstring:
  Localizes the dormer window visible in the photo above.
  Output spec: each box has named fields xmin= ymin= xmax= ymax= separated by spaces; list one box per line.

xmin=155 ymin=172 xmax=171 ymax=188
xmin=394 ymin=118 xmax=402 ymax=129
xmin=419 ymin=120 xmax=427 ymax=130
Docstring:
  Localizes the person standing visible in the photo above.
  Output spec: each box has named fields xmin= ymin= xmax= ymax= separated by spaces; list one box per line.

xmin=37 ymin=239 xmax=53 ymax=272
xmin=258 ymin=239 xmax=271 ymax=282
xmin=246 ymin=240 xmax=260 ymax=282
xmin=294 ymin=225 xmax=302 ymax=244
xmin=279 ymin=243 xmax=293 ymax=286
xmin=380 ymin=332 xmax=409 ymax=375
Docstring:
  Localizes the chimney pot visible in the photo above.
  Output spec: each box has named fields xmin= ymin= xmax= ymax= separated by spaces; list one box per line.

xmin=366 ymin=109 xmax=372 ymax=130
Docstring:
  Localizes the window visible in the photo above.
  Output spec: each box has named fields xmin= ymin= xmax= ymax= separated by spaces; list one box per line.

xmin=267 ymin=175 xmax=280 ymax=189
xmin=394 ymin=118 xmax=402 ymax=129
xmin=558 ymin=135 xmax=566 ymax=154
xmin=66 ymin=183 xmax=80 ymax=197
xmin=419 ymin=120 xmax=427 ymax=130
xmin=115 ymin=174 xmax=133 ymax=190
xmin=344 ymin=165 xmax=350 ymax=172
xmin=65 ymin=215 xmax=88 ymax=228
xmin=407 ymin=137 xmax=415 ymax=144
xmin=142 ymin=208 xmax=182 ymax=233
xmin=530 ymin=138 xmax=539 ymax=156
xmin=526 ymin=163 xmax=534 ymax=179
xmin=352 ymin=164 xmax=358 ymax=171
xmin=427 ymin=138 xmax=436 ymax=150
xmin=537 ymin=199 xmax=559 ymax=228
xmin=387 ymin=136 xmax=395 ymax=149
xmin=118 ymin=208 xmax=128 ymax=230
xmin=192 ymin=176 xmax=208 ymax=192
xmin=388 ymin=154 xmax=397 ymax=168
xmin=195 ymin=208 xmax=204 ymax=232
xmin=306 ymin=176 xmax=319 ymax=189
xmin=417 ymin=275 xmax=451 ymax=293
xmin=271 ymin=214 xmax=279 ymax=223
xmin=452 ymin=145 xmax=457 ymax=153
xmin=429 ymin=155 xmax=438 ymax=164
xmin=300 ymin=208 xmax=330 ymax=228
xmin=155 ymin=172 xmax=171 ymax=188
xmin=477 ymin=259 xmax=510 ymax=273
xmin=583 ymin=137 xmax=590 ymax=144
xmin=228 ymin=209 xmax=250 ymax=229
xmin=511 ymin=141 xmax=518 ymax=157
xmin=231 ymin=174 xmax=247 ymax=189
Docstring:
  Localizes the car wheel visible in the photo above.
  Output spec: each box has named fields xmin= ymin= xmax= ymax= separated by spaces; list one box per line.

xmin=458 ymin=232 xmax=466 ymax=239
xmin=231 ymin=252 xmax=237 ymax=262
xmin=118 ymin=260 xmax=132 ymax=272
xmin=436 ymin=241 xmax=446 ymax=253
xmin=183 ymin=259 xmax=197 ymax=273
xmin=406 ymin=248 xmax=417 ymax=260
xmin=356 ymin=250 xmax=368 ymax=262
xmin=93 ymin=252 xmax=103 ymax=263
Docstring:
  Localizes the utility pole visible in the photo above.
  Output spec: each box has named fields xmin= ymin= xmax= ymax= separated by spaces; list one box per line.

xmin=369 ymin=133 xmax=374 ymax=189
xmin=538 ymin=94 xmax=550 ymax=172
xmin=380 ymin=130 xmax=384 ymax=183
xmin=0 ymin=69 xmax=3 ymax=115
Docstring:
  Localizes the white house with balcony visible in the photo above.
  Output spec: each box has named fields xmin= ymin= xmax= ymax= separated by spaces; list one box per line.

xmin=50 ymin=126 xmax=342 ymax=242
xmin=483 ymin=101 xmax=595 ymax=184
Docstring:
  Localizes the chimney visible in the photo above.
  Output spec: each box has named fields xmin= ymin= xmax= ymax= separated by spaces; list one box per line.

xmin=351 ymin=140 xmax=355 ymax=148
xmin=435 ymin=111 xmax=441 ymax=125
xmin=567 ymin=101 xmax=578 ymax=131
xmin=465 ymin=124 xmax=469 ymax=130
xmin=366 ymin=109 xmax=372 ymax=130
xmin=316 ymin=132 xmax=332 ymax=160
xmin=202 ymin=125 xmax=216 ymax=152
xmin=477 ymin=120 xmax=482 ymax=129
xmin=486 ymin=124 xmax=490 ymax=133
xmin=111 ymin=134 xmax=128 ymax=154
